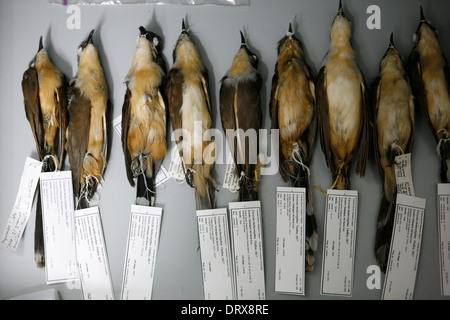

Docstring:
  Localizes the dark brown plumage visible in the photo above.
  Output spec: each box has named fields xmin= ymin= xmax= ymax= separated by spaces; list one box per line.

xmin=372 ymin=33 xmax=414 ymax=272
xmin=22 ymin=36 xmax=67 ymax=268
xmin=220 ymin=31 xmax=262 ymax=202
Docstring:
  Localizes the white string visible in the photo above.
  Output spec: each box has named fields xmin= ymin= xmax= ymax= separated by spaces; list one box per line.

xmin=292 ymin=143 xmax=310 ymax=177
xmin=436 ymin=129 xmax=450 ymax=157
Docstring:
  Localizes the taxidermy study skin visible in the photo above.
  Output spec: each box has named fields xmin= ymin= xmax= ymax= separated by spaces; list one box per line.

xmin=316 ymin=0 xmax=369 ymax=190
xmin=270 ymin=23 xmax=318 ymax=272
xmin=220 ymin=31 xmax=263 ymax=202
xmin=65 ymin=29 xmax=109 ymax=210
xmin=122 ymin=26 xmax=167 ymax=206
xmin=372 ymin=34 xmax=414 ymax=272
xmin=167 ymin=19 xmax=216 ymax=210
xmin=22 ymin=36 xmax=67 ymax=268
xmin=408 ymin=6 xmax=450 ymax=183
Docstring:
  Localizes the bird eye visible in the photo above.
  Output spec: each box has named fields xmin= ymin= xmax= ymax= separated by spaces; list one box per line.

xmin=252 ymin=55 xmax=257 ymax=61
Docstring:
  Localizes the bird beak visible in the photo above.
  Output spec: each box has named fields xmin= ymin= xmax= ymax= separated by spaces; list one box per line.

xmin=420 ymin=5 xmax=426 ymax=21
xmin=337 ymin=0 xmax=345 ymax=17
xmin=240 ymin=30 xmax=247 ymax=48
xmin=287 ymin=23 xmax=294 ymax=38
xmin=181 ymin=18 xmax=188 ymax=34
xmin=38 ymin=36 xmax=43 ymax=52
xmin=389 ymin=32 xmax=395 ymax=48
xmin=86 ymin=29 xmax=95 ymax=45
xmin=139 ymin=26 xmax=147 ymax=37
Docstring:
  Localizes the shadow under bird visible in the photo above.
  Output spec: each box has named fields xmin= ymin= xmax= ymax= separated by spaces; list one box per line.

xmin=166 ymin=19 xmax=216 ymax=210
xmin=408 ymin=6 xmax=450 ymax=183
xmin=220 ymin=31 xmax=262 ymax=202
xmin=270 ymin=23 xmax=318 ymax=272
xmin=122 ymin=26 xmax=168 ymax=206
xmin=65 ymin=29 xmax=109 ymax=210
xmin=372 ymin=33 xmax=414 ymax=272
xmin=22 ymin=36 xmax=68 ymax=268
xmin=316 ymin=1 xmax=369 ymax=190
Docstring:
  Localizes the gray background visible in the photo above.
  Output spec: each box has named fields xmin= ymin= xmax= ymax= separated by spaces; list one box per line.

xmin=1 ymin=0 xmax=450 ymax=300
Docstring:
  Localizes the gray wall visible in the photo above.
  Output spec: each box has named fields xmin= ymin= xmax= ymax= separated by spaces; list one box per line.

xmin=1 ymin=0 xmax=449 ymax=300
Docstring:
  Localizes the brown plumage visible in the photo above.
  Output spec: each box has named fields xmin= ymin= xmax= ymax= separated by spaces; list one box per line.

xmin=316 ymin=1 xmax=369 ymax=190
xmin=66 ymin=29 xmax=109 ymax=209
xmin=122 ymin=26 xmax=167 ymax=206
xmin=270 ymin=23 xmax=318 ymax=272
xmin=166 ymin=19 xmax=216 ymax=210
xmin=372 ymin=34 xmax=414 ymax=272
xmin=22 ymin=36 xmax=67 ymax=268
xmin=220 ymin=31 xmax=262 ymax=202
xmin=408 ymin=6 xmax=450 ymax=183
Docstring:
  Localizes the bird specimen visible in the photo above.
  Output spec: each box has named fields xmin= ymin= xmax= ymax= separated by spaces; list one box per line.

xmin=65 ymin=29 xmax=109 ymax=210
xmin=166 ymin=19 xmax=216 ymax=210
xmin=220 ymin=31 xmax=262 ymax=202
xmin=269 ymin=23 xmax=318 ymax=272
xmin=22 ymin=36 xmax=67 ymax=268
xmin=372 ymin=33 xmax=414 ymax=272
xmin=316 ymin=0 xmax=369 ymax=190
xmin=121 ymin=26 xmax=167 ymax=206
xmin=408 ymin=6 xmax=450 ymax=183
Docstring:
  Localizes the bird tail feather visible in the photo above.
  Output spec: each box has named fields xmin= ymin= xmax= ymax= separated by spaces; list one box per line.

xmin=34 ymin=186 xmax=45 ymax=268
xmin=193 ymin=164 xmax=216 ymax=210
xmin=290 ymin=157 xmax=318 ymax=273
xmin=136 ymin=173 xmax=155 ymax=206
xmin=375 ymin=190 xmax=397 ymax=272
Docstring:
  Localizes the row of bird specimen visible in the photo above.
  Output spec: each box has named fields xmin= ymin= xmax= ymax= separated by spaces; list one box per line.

xmin=21 ymin=2 xmax=449 ymax=276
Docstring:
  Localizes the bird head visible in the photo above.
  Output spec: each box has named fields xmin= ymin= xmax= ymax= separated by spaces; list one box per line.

xmin=239 ymin=31 xmax=259 ymax=69
xmin=414 ymin=6 xmax=439 ymax=43
xmin=30 ymin=36 xmax=45 ymax=68
xmin=330 ymin=0 xmax=352 ymax=43
xmin=277 ymin=23 xmax=303 ymax=56
xmin=380 ymin=33 xmax=404 ymax=71
xmin=172 ymin=18 xmax=199 ymax=64
xmin=137 ymin=26 xmax=163 ymax=57
xmin=77 ymin=29 xmax=95 ymax=58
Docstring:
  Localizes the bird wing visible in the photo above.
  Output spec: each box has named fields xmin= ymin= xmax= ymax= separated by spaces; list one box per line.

xmin=121 ymin=87 xmax=134 ymax=187
xmin=355 ymin=78 xmax=370 ymax=177
xmin=55 ymin=75 xmax=67 ymax=170
xmin=22 ymin=66 xmax=44 ymax=160
xmin=200 ymin=69 xmax=212 ymax=117
xmin=408 ymin=46 xmax=432 ymax=139
xmin=235 ymin=78 xmax=263 ymax=175
xmin=66 ymin=86 xmax=91 ymax=197
xmin=269 ymin=70 xmax=288 ymax=182
xmin=166 ymin=68 xmax=184 ymax=145
xmin=370 ymin=76 xmax=384 ymax=181
xmin=315 ymin=66 xmax=331 ymax=169
xmin=306 ymin=75 xmax=318 ymax=166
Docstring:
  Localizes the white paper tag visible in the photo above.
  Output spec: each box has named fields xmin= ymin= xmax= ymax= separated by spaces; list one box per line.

xmin=395 ymin=153 xmax=415 ymax=197
xmin=74 ymin=206 xmax=115 ymax=300
xmin=121 ymin=205 xmax=162 ymax=300
xmin=275 ymin=187 xmax=306 ymax=295
xmin=229 ymin=201 xmax=265 ymax=300
xmin=113 ymin=114 xmax=123 ymax=138
xmin=382 ymin=194 xmax=426 ymax=300
xmin=437 ymin=184 xmax=450 ymax=296
xmin=197 ymin=208 xmax=235 ymax=300
xmin=320 ymin=189 xmax=358 ymax=297
xmin=222 ymin=152 xmax=239 ymax=192
xmin=113 ymin=114 xmax=170 ymax=187
xmin=40 ymin=171 xmax=78 ymax=284
xmin=0 ymin=157 xmax=43 ymax=251
xmin=168 ymin=147 xmax=186 ymax=181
